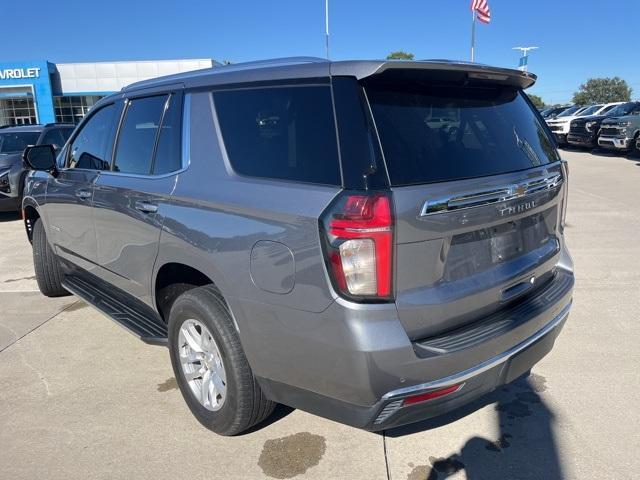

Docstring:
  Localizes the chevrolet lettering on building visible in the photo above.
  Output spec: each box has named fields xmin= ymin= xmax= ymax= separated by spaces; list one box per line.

xmin=0 ymin=68 xmax=41 ymax=80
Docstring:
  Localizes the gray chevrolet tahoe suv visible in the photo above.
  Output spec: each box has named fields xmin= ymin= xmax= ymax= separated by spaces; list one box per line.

xmin=21 ymin=58 xmax=574 ymax=435
xmin=0 ymin=124 xmax=74 ymax=211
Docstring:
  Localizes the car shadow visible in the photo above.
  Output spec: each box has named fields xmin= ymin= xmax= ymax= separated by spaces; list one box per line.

xmin=590 ymin=148 xmax=639 ymax=160
xmin=242 ymin=403 xmax=295 ymax=435
xmin=0 ymin=211 xmax=21 ymax=222
xmin=386 ymin=373 xmax=564 ymax=479
xmin=558 ymin=145 xmax=587 ymax=153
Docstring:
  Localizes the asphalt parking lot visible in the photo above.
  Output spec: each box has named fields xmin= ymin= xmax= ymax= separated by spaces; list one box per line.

xmin=0 ymin=149 xmax=638 ymax=480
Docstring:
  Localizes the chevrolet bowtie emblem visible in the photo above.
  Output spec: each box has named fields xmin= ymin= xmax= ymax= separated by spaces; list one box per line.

xmin=512 ymin=185 xmax=527 ymax=196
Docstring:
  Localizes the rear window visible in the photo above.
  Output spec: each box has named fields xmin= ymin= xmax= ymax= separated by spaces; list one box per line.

xmin=366 ymin=85 xmax=559 ymax=186
xmin=213 ymin=85 xmax=341 ymax=186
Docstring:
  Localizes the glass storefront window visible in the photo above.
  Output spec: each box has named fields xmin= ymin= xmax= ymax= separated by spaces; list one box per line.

xmin=54 ymin=95 xmax=105 ymax=124
xmin=0 ymin=97 xmax=37 ymax=126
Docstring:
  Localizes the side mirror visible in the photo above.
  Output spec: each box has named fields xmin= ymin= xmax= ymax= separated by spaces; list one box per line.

xmin=23 ymin=145 xmax=57 ymax=173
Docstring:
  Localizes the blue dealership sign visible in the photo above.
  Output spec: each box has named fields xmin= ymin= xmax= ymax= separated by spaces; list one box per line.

xmin=0 ymin=60 xmax=56 ymax=123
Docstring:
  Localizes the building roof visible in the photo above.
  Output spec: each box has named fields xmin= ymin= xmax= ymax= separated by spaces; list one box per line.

xmin=51 ymin=59 xmax=215 ymax=95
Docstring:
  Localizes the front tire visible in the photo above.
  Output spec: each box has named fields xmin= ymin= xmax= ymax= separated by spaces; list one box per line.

xmin=32 ymin=219 xmax=69 ymax=297
xmin=168 ymin=285 xmax=275 ymax=435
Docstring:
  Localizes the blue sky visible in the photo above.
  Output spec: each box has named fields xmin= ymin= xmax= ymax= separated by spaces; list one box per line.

xmin=4 ymin=0 xmax=639 ymax=103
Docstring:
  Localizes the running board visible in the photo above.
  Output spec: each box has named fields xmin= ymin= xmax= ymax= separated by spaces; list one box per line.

xmin=63 ymin=274 xmax=168 ymax=346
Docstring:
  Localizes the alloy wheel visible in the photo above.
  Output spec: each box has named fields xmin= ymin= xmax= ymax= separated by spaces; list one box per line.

xmin=177 ymin=319 xmax=227 ymax=411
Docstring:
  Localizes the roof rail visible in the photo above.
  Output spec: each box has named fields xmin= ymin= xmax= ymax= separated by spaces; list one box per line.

xmin=124 ymin=56 xmax=328 ymax=91
xmin=215 ymin=56 xmax=327 ymax=70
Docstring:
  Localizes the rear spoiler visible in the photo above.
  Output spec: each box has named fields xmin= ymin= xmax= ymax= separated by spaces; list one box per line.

xmin=332 ymin=60 xmax=537 ymax=90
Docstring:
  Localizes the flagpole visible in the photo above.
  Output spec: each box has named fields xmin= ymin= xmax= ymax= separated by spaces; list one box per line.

xmin=470 ymin=10 xmax=476 ymax=62
xmin=325 ymin=0 xmax=330 ymax=59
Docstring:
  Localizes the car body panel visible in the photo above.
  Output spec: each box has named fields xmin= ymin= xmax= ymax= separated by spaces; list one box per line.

xmin=44 ymin=168 xmax=101 ymax=273
xmin=93 ymin=172 xmax=177 ymax=307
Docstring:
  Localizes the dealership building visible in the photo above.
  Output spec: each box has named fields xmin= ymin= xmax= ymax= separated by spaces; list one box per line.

xmin=0 ymin=59 xmax=215 ymax=126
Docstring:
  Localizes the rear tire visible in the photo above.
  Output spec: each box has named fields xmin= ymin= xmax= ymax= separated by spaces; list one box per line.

xmin=32 ymin=219 xmax=69 ymax=297
xmin=168 ymin=285 xmax=275 ymax=435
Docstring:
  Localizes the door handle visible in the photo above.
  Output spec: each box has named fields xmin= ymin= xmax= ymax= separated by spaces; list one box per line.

xmin=134 ymin=201 xmax=158 ymax=214
xmin=75 ymin=189 xmax=92 ymax=200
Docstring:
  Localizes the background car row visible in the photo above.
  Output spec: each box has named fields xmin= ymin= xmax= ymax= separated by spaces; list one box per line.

xmin=541 ymin=102 xmax=640 ymax=153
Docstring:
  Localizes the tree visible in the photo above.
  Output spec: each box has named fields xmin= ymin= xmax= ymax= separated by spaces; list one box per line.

xmin=527 ymin=93 xmax=546 ymax=110
xmin=386 ymin=51 xmax=415 ymax=60
xmin=572 ymin=77 xmax=632 ymax=104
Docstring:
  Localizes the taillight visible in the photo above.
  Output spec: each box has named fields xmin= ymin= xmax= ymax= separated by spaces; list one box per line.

xmin=321 ymin=192 xmax=393 ymax=301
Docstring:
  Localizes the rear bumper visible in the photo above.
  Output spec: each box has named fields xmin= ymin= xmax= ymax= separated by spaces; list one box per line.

xmin=247 ymin=259 xmax=574 ymax=430
xmin=370 ymin=302 xmax=569 ymax=429
xmin=598 ymin=136 xmax=632 ymax=150
xmin=259 ymin=301 xmax=569 ymax=430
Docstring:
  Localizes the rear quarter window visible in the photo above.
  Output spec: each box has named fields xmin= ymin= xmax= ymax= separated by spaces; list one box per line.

xmin=366 ymin=85 xmax=560 ymax=186
xmin=213 ymin=85 xmax=341 ymax=186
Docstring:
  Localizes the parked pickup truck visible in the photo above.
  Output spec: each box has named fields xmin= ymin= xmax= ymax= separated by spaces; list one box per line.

xmin=546 ymin=105 xmax=590 ymax=145
xmin=597 ymin=102 xmax=640 ymax=152
xmin=567 ymin=102 xmax=630 ymax=148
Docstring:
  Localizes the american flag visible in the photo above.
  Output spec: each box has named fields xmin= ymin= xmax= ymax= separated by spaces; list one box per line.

xmin=471 ymin=0 xmax=491 ymax=24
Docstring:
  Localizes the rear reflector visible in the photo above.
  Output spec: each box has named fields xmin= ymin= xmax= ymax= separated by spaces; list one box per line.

xmin=402 ymin=384 xmax=463 ymax=406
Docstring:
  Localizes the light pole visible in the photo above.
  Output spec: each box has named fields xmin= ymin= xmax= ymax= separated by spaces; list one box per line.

xmin=325 ymin=0 xmax=330 ymax=59
xmin=513 ymin=46 xmax=538 ymax=72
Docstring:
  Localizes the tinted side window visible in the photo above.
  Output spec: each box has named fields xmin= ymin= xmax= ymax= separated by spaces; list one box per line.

xmin=113 ymin=95 xmax=167 ymax=174
xmin=153 ymin=94 xmax=182 ymax=175
xmin=61 ymin=128 xmax=74 ymax=142
xmin=69 ymin=104 xmax=120 ymax=170
xmin=213 ymin=86 xmax=341 ymax=186
xmin=40 ymin=129 xmax=65 ymax=148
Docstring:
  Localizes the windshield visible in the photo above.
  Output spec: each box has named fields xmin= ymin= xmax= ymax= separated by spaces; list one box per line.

xmin=366 ymin=85 xmax=559 ymax=186
xmin=598 ymin=104 xmax=617 ymax=115
xmin=606 ymin=103 xmax=638 ymax=117
xmin=0 ymin=131 xmax=40 ymax=154
xmin=557 ymin=106 xmax=581 ymax=117
xmin=577 ymin=105 xmax=601 ymax=116
xmin=541 ymin=107 xmax=558 ymax=118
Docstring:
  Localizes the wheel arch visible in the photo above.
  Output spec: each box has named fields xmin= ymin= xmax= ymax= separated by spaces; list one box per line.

xmin=153 ymin=261 xmax=232 ymax=326
xmin=22 ymin=199 xmax=41 ymax=243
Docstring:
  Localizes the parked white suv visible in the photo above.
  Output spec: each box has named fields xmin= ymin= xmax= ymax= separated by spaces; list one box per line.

xmin=546 ymin=103 xmax=622 ymax=144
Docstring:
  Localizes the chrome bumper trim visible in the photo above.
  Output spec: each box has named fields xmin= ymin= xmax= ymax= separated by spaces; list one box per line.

xmin=597 ymin=136 xmax=630 ymax=149
xmin=381 ymin=301 xmax=571 ymax=401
